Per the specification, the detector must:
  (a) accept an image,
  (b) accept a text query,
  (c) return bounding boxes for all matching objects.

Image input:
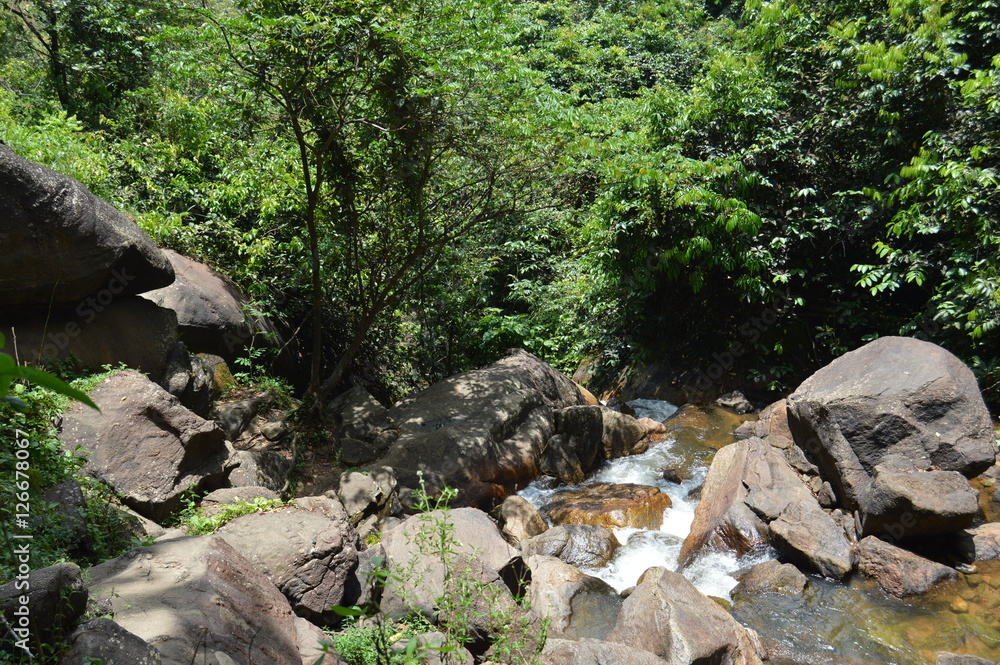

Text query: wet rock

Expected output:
[637,416,668,435]
[857,536,958,597]
[731,560,808,598]
[716,390,754,414]
[663,404,747,450]
[215,498,359,623]
[934,652,996,665]
[228,449,291,492]
[526,555,623,640]
[661,467,683,484]
[376,349,583,507]
[88,535,301,665]
[59,370,230,521]
[541,638,670,665]
[605,567,764,664]
[0,142,173,307]
[521,525,619,568]
[956,523,1000,562]
[60,618,161,665]
[769,499,854,579]
[787,337,995,537]
[679,438,786,566]
[493,495,548,546]
[141,248,273,360]
[0,562,87,647]
[544,483,671,530]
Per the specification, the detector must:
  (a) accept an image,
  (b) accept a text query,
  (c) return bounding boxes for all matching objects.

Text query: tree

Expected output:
[207,0,554,405]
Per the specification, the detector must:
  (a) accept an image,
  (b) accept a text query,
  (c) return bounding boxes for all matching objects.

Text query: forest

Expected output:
[2,0,999,405]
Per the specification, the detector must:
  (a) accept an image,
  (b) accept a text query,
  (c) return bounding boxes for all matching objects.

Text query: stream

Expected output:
[518,399,1000,665]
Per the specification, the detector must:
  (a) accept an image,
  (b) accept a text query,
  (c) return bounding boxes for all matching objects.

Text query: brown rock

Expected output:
[58,370,230,521]
[494,494,548,546]
[544,483,671,530]
[857,536,957,597]
[663,404,748,451]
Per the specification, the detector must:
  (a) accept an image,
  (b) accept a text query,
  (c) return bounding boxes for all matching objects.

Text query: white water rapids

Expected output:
[519,399,767,599]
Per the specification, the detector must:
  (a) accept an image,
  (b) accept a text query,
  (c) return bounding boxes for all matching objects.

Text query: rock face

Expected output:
[787,337,995,538]
[1,296,179,380]
[375,349,586,507]
[544,483,671,530]
[379,508,519,636]
[88,536,302,665]
[522,525,620,569]
[605,567,763,665]
[215,500,359,623]
[856,536,958,597]
[59,370,230,521]
[0,143,174,307]
[527,555,623,641]
[141,249,272,359]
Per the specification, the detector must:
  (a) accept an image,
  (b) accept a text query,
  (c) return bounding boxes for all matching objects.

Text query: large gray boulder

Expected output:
[787,337,995,538]
[214,497,359,623]
[605,567,764,665]
[141,249,273,360]
[88,536,302,665]
[526,555,623,641]
[0,143,174,307]
[59,370,230,521]
[375,349,586,507]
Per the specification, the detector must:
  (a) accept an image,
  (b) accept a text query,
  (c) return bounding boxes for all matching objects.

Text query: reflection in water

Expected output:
[519,398,1000,665]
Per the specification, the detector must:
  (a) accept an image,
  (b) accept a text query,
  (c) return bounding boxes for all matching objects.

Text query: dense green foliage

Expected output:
[2,0,999,402]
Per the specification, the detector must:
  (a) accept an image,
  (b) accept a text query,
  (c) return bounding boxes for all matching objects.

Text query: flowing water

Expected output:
[519,399,1000,665]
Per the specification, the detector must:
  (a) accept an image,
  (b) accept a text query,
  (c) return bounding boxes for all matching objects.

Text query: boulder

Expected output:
[715,390,754,414]
[214,397,267,440]
[1,297,178,380]
[493,495,549,546]
[334,468,398,538]
[768,499,854,580]
[0,562,88,647]
[955,522,1000,562]
[379,508,519,637]
[158,343,214,417]
[0,142,173,307]
[599,408,650,458]
[861,457,980,538]
[541,434,587,484]
[59,370,230,521]
[605,567,764,665]
[934,653,996,665]
[553,406,605,471]
[141,249,273,359]
[60,618,161,665]
[787,337,995,537]
[731,560,808,598]
[227,449,291,492]
[526,555,623,641]
[328,386,393,443]
[856,536,957,597]
[544,483,671,530]
[678,439,776,566]
[88,535,301,665]
[214,499,359,623]
[294,617,337,665]
[522,525,619,569]
[542,638,670,665]
[375,349,585,507]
